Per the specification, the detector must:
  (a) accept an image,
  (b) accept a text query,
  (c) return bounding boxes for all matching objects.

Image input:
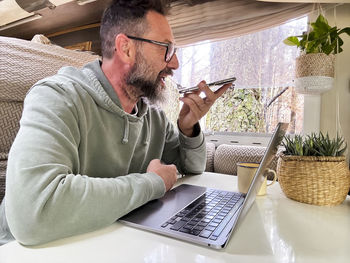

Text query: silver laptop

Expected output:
[119,122,288,249]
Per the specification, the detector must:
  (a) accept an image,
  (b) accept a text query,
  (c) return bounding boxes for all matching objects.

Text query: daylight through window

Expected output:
[166,16,308,135]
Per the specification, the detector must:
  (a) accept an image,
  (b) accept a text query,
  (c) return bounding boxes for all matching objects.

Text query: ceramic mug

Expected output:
[237,162,277,196]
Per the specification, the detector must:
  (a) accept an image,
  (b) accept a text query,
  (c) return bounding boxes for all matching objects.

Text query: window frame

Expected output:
[168,15,320,144]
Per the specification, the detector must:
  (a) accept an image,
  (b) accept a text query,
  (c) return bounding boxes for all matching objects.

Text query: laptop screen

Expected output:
[238,122,288,220]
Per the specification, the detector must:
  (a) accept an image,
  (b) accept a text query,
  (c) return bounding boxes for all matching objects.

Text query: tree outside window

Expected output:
[164,16,307,134]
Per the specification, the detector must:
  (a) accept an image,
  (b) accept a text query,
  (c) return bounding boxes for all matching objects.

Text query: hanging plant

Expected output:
[283,14,350,95]
[284,14,350,55]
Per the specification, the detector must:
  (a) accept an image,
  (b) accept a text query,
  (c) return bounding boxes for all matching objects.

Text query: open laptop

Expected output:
[119,122,288,249]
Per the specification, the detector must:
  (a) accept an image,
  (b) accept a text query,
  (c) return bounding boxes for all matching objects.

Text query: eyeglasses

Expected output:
[126,35,177,63]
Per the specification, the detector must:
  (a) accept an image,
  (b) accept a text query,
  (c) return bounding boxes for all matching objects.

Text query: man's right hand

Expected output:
[147,159,177,191]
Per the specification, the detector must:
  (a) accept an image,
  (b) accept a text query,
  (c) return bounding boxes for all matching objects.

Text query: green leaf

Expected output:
[283,36,300,46]
[331,38,342,54]
[313,14,331,32]
[339,27,350,36]
[323,43,334,55]
[282,132,346,156]
[305,31,316,41]
[329,27,338,37]
[307,39,323,53]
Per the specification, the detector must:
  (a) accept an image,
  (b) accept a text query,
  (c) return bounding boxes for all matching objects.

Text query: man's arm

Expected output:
[161,120,206,175]
[5,84,166,246]
[161,80,231,174]
[178,80,231,137]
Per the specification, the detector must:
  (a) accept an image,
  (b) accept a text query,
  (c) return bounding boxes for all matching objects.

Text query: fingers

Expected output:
[180,95,203,120]
[178,80,232,134]
[162,164,177,191]
[147,159,177,191]
[197,81,232,103]
[213,82,232,97]
[180,81,208,107]
[180,80,223,116]
[196,80,212,95]
[182,80,232,106]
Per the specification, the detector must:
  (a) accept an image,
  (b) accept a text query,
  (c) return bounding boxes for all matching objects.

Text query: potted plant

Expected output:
[277,132,350,206]
[283,14,350,95]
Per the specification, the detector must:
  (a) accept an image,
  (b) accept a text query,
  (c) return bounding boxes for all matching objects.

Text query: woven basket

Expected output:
[295,53,335,78]
[294,53,335,95]
[277,155,350,206]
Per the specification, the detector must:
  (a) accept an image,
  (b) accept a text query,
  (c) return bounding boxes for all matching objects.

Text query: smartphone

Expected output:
[178,77,236,94]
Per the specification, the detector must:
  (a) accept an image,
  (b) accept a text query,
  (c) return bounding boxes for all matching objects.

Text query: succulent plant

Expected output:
[282,132,347,157]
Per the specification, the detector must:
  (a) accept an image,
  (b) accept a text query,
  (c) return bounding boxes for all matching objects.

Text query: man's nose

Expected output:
[167,53,179,70]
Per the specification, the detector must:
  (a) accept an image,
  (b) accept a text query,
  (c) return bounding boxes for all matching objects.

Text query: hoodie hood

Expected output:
[51,59,150,144]
[52,60,148,119]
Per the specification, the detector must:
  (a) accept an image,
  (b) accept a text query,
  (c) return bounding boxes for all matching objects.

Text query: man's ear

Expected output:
[114,34,135,64]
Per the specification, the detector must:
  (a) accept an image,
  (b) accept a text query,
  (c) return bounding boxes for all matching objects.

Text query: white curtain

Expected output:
[168,0,315,46]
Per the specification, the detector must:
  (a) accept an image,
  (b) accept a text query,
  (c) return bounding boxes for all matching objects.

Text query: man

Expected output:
[1,0,231,245]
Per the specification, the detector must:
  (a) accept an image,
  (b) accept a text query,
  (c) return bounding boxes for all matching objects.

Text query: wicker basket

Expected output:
[277,155,350,206]
[294,53,335,95]
[295,53,335,78]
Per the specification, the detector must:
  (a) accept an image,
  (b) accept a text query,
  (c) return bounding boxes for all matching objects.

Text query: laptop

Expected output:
[119,122,288,249]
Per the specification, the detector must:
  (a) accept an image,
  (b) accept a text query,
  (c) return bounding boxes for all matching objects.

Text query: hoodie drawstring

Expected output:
[122,115,129,144]
[143,117,150,145]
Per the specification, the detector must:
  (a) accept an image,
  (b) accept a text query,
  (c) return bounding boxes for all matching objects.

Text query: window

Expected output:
[166,16,308,135]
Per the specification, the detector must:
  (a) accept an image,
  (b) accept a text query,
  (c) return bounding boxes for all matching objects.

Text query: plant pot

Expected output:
[277,155,350,206]
[294,53,335,95]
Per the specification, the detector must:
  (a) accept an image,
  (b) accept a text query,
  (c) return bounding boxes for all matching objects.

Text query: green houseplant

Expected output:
[277,132,350,206]
[283,14,350,95]
[282,132,347,157]
[284,14,350,55]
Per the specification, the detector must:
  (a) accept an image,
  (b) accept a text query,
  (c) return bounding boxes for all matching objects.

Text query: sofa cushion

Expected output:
[0,36,99,102]
[0,160,6,203]
[0,37,99,158]
[0,101,23,160]
[213,144,280,179]
[214,144,266,175]
[205,142,215,172]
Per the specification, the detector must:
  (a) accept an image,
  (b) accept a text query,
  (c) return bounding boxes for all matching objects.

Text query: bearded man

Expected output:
[1,0,231,246]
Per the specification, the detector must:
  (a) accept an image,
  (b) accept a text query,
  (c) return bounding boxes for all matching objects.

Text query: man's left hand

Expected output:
[178,81,232,137]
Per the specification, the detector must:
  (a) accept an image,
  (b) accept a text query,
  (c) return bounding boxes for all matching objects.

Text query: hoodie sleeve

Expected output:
[161,117,207,175]
[5,83,166,246]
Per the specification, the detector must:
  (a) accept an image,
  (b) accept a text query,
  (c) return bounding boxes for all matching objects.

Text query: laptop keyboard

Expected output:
[161,189,244,240]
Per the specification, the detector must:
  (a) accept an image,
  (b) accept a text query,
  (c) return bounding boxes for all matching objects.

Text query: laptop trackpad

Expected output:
[119,184,207,227]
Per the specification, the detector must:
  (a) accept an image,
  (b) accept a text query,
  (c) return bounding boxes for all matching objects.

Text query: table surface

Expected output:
[1,172,349,263]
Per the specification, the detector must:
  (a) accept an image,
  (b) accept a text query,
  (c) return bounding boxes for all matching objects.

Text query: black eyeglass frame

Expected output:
[126,35,177,63]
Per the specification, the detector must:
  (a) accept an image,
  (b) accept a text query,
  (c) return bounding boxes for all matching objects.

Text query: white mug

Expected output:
[237,162,277,196]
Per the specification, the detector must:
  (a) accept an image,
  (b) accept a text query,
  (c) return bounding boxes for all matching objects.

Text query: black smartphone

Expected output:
[178,77,236,94]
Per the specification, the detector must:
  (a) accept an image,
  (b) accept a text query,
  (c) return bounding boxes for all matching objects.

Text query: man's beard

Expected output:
[125,52,172,106]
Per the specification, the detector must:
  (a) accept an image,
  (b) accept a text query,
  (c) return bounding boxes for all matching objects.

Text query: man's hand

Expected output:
[178,81,232,137]
[147,159,177,191]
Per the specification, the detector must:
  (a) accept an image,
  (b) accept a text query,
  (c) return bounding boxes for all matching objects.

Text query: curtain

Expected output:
[168,0,315,46]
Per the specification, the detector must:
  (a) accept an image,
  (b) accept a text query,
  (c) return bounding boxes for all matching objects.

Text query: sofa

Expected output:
[205,142,280,179]
[0,36,281,204]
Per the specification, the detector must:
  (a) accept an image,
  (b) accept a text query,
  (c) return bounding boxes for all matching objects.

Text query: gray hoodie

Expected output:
[3,60,206,246]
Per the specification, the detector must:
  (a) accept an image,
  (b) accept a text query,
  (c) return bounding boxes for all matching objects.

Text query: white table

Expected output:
[1,172,349,263]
